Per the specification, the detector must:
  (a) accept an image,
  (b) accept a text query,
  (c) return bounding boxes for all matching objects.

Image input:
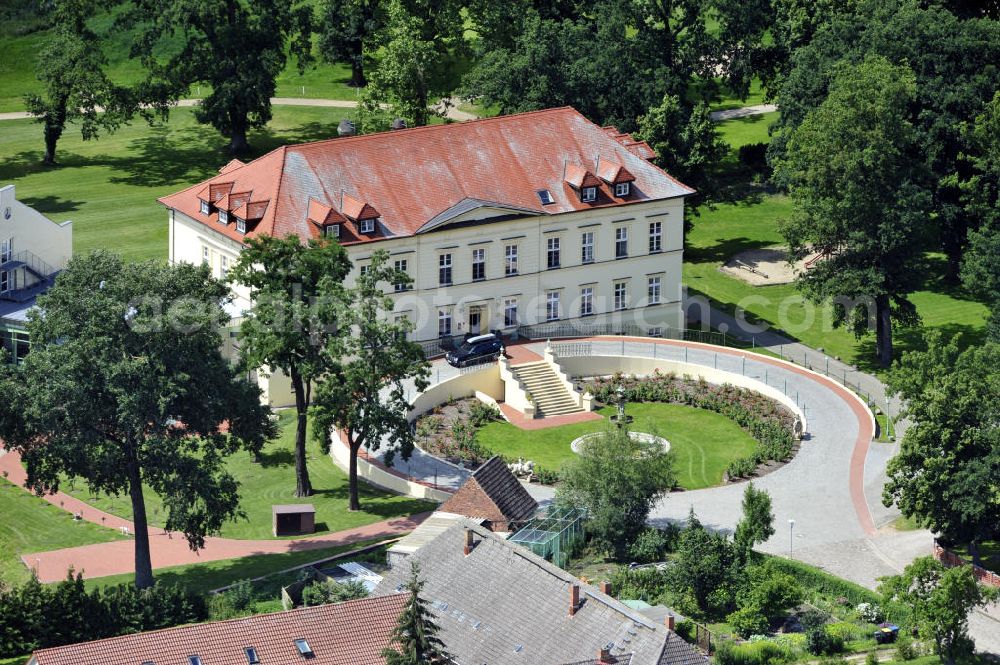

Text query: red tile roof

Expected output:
[31,594,407,665]
[596,159,635,185]
[564,163,603,189]
[159,107,693,247]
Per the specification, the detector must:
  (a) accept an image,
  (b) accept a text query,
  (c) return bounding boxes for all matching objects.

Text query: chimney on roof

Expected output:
[599,580,612,595]
[463,529,475,556]
[598,647,615,664]
[391,118,408,130]
[666,614,676,631]
[337,119,356,137]
[569,583,580,616]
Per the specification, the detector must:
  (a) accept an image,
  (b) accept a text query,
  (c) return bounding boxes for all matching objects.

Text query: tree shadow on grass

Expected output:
[257,448,295,468]
[310,484,435,520]
[853,322,987,374]
[17,194,83,216]
[686,236,775,265]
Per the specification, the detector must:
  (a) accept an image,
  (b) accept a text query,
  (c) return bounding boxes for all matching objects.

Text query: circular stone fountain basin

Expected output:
[570,431,671,454]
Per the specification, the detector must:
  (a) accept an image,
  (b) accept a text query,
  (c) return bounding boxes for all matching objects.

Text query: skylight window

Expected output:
[536,189,554,205]
[189,656,203,665]
[294,639,313,657]
[245,647,260,664]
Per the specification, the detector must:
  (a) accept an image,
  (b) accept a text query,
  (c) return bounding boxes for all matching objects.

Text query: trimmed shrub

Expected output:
[728,605,770,639]
[628,527,674,563]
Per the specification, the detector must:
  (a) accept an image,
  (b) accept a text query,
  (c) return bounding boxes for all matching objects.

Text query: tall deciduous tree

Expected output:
[775,56,930,367]
[674,509,735,614]
[882,333,1000,563]
[318,0,384,87]
[24,0,130,165]
[228,235,351,497]
[879,557,998,665]
[122,0,314,153]
[381,561,450,664]
[733,482,775,565]
[0,251,274,589]
[557,425,675,559]
[311,250,429,511]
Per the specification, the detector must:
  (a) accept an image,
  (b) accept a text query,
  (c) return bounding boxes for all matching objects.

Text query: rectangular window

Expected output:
[220,255,229,277]
[360,218,375,234]
[438,309,452,337]
[324,224,338,239]
[615,182,631,197]
[504,298,518,327]
[439,253,452,286]
[581,232,594,264]
[189,657,203,665]
[200,200,210,215]
[615,227,628,258]
[472,248,486,281]
[0,271,8,293]
[1,239,11,263]
[649,221,662,253]
[202,246,209,265]
[218,209,229,224]
[648,276,661,304]
[546,292,560,321]
[649,326,663,337]
[359,264,370,278]
[394,259,409,292]
[582,186,597,202]
[580,287,593,316]
[504,244,518,276]
[546,237,560,269]
[614,282,627,310]
[245,647,260,665]
[237,218,247,234]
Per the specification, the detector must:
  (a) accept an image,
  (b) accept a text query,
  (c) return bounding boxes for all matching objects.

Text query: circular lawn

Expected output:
[475,402,758,490]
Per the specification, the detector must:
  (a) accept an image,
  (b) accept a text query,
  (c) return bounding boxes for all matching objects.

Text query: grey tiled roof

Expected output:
[471,456,538,522]
[375,522,709,665]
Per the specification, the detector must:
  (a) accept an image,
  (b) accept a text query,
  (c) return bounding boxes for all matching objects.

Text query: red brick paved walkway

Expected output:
[0,449,428,583]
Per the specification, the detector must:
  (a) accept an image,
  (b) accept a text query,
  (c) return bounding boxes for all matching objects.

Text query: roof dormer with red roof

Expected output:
[341,193,381,235]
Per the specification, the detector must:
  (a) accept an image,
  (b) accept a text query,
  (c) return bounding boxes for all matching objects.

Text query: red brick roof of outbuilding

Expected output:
[439,456,538,526]
[30,594,407,665]
[159,107,694,247]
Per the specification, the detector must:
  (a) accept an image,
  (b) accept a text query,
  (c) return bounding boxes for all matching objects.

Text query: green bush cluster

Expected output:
[627,526,681,563]
[0,573,206,657]
[301,578,368,606]
[715,638,795,665]
[585,373,796,480]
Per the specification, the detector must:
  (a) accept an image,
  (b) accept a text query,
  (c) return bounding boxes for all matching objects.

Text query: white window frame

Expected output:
[648,276,661,305]
[237,218,247,234]
[581,232,594,264]
[472,248,486,281]
[546,237,561,269]
[439,253,453,286]
[360,218,375,234]
[615,182,631,197]
[359,264,370,278]
[0,271,8,293]
[220,254,229,277]
[504,298,518,327]
[202,246,209,265]
[438,309,452,337]
[200,200,210,215]
[546,291,560,321]
[324,223,338,239]
[504,244,518,276]
[614,282,627,311]
[581,186,597,203]
[218,210,229,224]
[394,259,409,292]
[580,287,594,316]
[649,221,662,253]
[615,227,628,259]
[1,238,11,263]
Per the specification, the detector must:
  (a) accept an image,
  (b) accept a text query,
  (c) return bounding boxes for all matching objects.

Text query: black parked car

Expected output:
[445,333,503,367]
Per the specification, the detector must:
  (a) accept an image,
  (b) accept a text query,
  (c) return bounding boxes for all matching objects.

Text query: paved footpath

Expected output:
[0,448,428,582]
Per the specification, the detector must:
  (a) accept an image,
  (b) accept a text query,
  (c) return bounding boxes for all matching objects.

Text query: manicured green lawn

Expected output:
[476,403,758,490]
[0,656,29,665]
[0,478,125,586]
[82,537,387,593]
[0,106,359,261]
[61,410,434,540]
[715,111,778,150]
[709,78,768,113]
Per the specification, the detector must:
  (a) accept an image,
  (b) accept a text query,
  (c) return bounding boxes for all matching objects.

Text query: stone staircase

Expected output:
[510,361,583,417]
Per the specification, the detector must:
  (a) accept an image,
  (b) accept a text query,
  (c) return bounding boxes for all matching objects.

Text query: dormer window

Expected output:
[359,218,375,234]
[236,218,246,234]
[325,224,340,239]
[615,182,631,197]
[581,187,597,203]
[200,200,210,215]
[219,209,229,224]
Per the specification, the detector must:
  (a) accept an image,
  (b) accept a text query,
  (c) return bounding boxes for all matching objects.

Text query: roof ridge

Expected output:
[33,593,404,655]
[286,106,579,153]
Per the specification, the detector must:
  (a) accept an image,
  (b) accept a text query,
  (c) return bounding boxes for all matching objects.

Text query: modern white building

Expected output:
[160,108,693,402]
[0,184,73,362]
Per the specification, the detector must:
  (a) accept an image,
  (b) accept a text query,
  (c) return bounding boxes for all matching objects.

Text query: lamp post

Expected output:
[788,518,796,557]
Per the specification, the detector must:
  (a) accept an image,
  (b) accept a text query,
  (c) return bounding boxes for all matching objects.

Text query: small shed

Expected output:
[272,504,316,536]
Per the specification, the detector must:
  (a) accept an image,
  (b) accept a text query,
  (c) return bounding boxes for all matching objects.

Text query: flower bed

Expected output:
[584,371,798,480]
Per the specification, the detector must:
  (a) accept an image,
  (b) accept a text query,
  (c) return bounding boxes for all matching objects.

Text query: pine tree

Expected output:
[382,562,450,664]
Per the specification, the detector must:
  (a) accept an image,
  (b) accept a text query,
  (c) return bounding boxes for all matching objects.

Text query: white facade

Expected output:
[169,197,685,343]
[0,184,73,289]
